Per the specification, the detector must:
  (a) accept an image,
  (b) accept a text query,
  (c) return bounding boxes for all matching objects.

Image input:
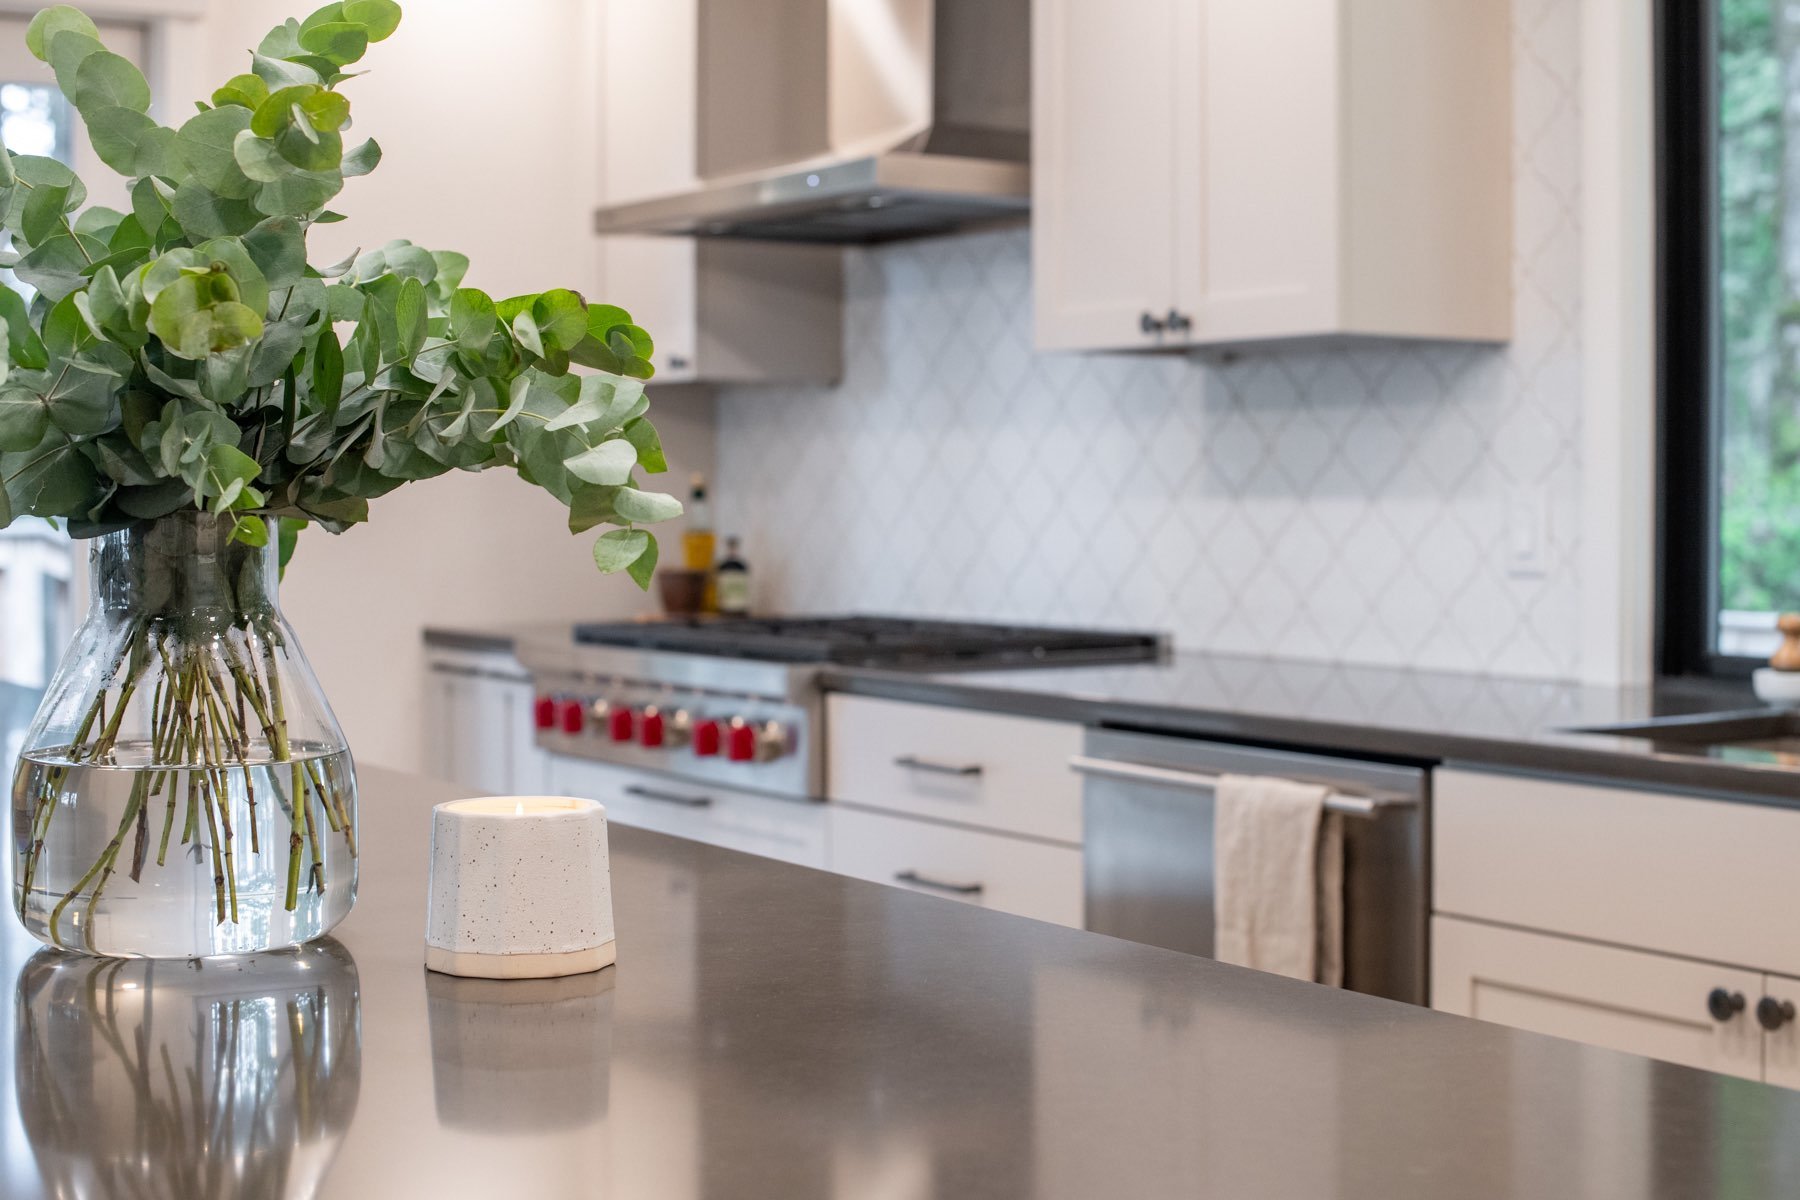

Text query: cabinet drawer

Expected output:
[547,757,827,870]
[1432,916,1764,1081]
[828,806,1084,929]
[826,695,1083,844]
[1434,768,1800,976]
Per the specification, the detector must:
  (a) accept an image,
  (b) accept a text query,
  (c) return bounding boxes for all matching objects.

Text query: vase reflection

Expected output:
[13,938,362,1199]
[425,969,614,1132]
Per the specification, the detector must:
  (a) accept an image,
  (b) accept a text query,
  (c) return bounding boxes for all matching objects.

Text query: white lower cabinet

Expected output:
[1432,916,1765,1082]
[424,647,549,796]
[545,756,828,870]
[828,805,1084,929]
[1433,766,1800,1089]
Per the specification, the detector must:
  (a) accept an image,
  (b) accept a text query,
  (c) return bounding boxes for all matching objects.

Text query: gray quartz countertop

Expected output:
[7,763,1800,1199]
[426,624,1798,803]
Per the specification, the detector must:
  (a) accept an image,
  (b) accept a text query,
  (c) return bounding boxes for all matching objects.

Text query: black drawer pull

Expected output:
[1708,987,1747,1022]
[1759,997,1797,1032]
[893,755,983,778]
[894,870,984,896]
[623,785,713,809]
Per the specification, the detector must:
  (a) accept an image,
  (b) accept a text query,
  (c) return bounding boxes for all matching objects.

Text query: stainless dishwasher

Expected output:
[1072,728,1427,1004]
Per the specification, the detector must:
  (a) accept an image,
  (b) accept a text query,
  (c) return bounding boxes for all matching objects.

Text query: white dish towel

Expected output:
[1213,775,1344,986]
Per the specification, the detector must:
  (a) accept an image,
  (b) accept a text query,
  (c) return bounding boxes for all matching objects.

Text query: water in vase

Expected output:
[11,740,357,957]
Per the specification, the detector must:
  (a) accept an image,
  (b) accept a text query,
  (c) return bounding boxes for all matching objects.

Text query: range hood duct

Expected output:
[594,0,1030,245]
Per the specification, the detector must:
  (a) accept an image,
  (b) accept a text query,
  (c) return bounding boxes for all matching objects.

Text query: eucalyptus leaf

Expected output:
[625,530,658,589]
[341,137,381,177]
[564,437,636,486]
[591,527,648,573]
[25,6,99,61]
[72,50,150,115]
[612,486,682,524]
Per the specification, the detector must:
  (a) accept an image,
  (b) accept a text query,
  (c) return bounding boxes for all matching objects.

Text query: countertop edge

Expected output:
[817,669,1800,808]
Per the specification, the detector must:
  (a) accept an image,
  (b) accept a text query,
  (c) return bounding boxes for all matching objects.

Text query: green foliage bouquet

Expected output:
[4,2,679,959]
[0,1,678,578]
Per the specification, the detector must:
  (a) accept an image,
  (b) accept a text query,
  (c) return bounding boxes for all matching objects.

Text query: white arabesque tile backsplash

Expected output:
[713,0,1583,681]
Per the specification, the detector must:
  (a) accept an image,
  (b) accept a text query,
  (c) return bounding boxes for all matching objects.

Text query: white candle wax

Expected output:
[425,796,616,980]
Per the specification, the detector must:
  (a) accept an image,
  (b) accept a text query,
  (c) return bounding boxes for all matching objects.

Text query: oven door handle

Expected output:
[1067,756,1409,819]
[623,784,714,809]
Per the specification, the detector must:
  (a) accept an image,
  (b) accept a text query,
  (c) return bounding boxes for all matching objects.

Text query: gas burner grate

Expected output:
[570,615,1165,668]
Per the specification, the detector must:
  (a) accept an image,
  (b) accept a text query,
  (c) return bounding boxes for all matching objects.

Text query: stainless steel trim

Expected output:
[592,153,1030,239]
[1067,755,1413,819]
[893,870,984,896]
[893,755,984,778]
[624,785,714,809]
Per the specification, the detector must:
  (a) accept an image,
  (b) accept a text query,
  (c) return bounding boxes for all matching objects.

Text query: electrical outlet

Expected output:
[1505,486,1548,579]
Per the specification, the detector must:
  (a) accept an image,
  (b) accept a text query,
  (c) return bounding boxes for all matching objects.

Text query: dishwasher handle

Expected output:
[1067,755,1410,819]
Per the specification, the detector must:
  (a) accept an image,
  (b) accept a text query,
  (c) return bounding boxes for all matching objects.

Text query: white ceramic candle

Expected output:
[425,796,616,979]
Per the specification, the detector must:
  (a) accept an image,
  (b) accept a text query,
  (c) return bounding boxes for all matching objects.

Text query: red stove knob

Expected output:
[726,720,757,763]
[534,696,557,730]
[558,698,585,735]
[640,708,666,747]
[608,706,635,743]
[692,719,722,757]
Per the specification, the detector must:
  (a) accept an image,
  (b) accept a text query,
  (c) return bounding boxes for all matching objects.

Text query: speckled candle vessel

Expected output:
[424,797,616,979]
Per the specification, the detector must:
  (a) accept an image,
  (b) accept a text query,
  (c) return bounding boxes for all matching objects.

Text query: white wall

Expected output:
[178,0,712,771]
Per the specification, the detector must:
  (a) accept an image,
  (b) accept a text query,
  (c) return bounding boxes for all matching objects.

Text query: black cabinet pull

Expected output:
[1140,310,1167,335]
[1165,309,1192,334]
[623,785,713,809]
[892,755,982,778]
[1758,997,1797,1032]
[1708,987,1747,1022]
[894,870,984,896]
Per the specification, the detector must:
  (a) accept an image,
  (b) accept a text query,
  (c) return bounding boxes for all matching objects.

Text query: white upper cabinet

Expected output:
[1032,0,1513,352]
[592,0,842,385]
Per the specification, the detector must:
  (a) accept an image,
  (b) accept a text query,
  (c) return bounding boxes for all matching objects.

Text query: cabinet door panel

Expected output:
[1031,0,1179,351]
[1432,917,1764,1082]
[1762,973,1800,1091]
[598,236,698,381]
[1180,0,1339,340]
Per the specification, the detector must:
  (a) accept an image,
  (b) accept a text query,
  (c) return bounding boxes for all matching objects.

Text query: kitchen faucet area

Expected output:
[2,0,1800,1196]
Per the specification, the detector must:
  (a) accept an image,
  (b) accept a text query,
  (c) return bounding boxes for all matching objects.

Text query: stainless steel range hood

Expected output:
[594,0,1030,245]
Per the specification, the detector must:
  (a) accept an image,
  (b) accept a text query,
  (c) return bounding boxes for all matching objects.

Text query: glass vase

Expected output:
[9,511,358,957]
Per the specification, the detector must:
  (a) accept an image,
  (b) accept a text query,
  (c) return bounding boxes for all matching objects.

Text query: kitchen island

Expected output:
[5,765,1800,1198]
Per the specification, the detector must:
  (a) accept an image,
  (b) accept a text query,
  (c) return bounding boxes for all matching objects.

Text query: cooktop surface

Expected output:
[570,615,1166,668]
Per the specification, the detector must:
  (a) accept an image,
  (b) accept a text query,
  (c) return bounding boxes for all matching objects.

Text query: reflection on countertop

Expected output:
[11,940,361,1200]
[5,766,1800,1197]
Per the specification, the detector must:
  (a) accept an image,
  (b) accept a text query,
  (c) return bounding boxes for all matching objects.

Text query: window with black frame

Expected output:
[1662,0,1800,675]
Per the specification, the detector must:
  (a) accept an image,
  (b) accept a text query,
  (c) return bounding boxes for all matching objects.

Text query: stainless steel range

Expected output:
[513,616,1164,800]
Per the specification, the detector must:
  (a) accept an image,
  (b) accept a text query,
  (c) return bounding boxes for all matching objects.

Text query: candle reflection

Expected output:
[13,939,362,1200]
[425,970,614,1132]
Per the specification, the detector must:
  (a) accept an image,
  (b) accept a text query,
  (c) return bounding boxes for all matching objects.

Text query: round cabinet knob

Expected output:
[726,719,757,763]
[1166,309,1192,334]
[755,720,791,763]
[1140,310,1166,336]
[557,699,586,735]
[1758,996,1797,1032]
[533,696,557,731]
[1708,988,1747,1022]
[640,707,666,748]
[692,719,722,757]
[608,706,636,743]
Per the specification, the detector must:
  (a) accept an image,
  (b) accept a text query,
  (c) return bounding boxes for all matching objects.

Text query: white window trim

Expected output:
[1580,0,1658,687]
